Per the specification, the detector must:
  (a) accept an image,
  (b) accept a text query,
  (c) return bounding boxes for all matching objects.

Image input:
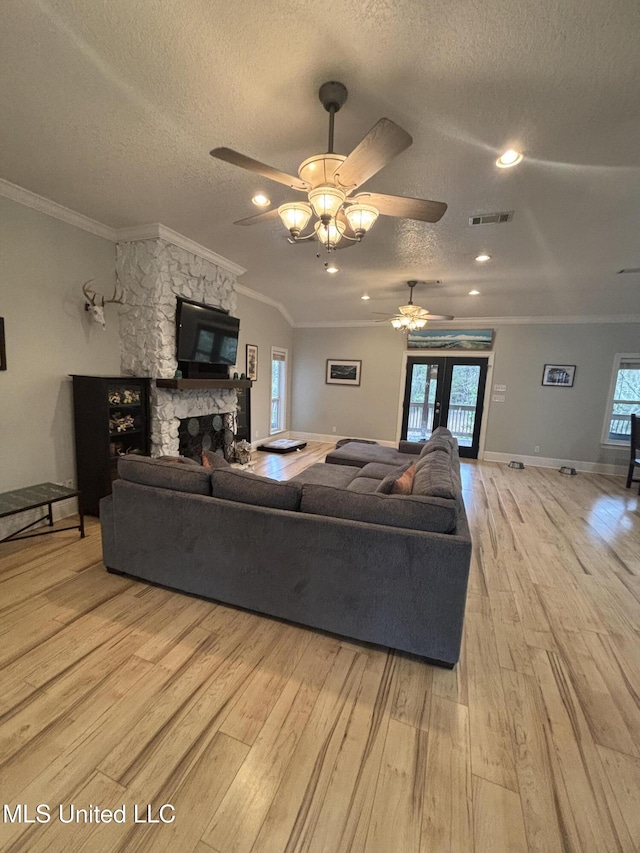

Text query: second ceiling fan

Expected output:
[210,81,447,251]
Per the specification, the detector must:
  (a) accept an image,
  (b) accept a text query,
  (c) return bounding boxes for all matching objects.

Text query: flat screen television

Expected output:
[175,296,239,377]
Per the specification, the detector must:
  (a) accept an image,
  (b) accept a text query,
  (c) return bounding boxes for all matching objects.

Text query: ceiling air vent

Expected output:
[617,268,640,274]
[469,211,514,226]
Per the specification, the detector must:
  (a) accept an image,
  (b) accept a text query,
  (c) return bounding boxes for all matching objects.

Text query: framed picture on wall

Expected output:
[246,344,258,381]
[326,359,361,386]
[0,317,6,371]
[542,364,576,387]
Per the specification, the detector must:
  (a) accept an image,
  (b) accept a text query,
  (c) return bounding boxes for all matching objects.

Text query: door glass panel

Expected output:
[447,364,481,447]
[407,363,440,441]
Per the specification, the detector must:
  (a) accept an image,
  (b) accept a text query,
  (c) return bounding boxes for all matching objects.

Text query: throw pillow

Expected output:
[391,463,416,495]
[376,462,412,495]
[158,455,201,466]
[201,449,231,469]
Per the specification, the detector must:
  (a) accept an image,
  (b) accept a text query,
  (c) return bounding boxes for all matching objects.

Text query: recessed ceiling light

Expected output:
[496,149,523,168]
[251,193,270,206]
[475,253,491,262]
[360,294,370,300]
[325,262,339,274]
[469,289,480,295]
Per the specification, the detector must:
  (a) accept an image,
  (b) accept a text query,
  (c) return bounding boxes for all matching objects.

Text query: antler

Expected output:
[103,282,124,305]
[82,279,124,306]
[82,279,97,305]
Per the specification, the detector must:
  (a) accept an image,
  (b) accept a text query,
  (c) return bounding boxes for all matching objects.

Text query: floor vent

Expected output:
[469,211,514,226]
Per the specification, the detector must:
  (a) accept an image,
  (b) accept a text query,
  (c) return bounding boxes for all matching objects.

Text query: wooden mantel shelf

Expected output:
[156,378,252,390]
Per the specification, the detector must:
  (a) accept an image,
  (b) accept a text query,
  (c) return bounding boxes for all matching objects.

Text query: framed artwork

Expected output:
[246,344,258,381]
[0,317,5,371]
[326,359,361,386]
[542,364,576,387]
[407,328,494,350]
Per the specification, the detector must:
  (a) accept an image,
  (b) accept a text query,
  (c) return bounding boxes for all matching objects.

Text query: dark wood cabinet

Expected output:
[71,375,151,516]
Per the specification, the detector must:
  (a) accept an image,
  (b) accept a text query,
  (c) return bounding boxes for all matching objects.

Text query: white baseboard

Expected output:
[483,451,627,477]
[289,431,396,448]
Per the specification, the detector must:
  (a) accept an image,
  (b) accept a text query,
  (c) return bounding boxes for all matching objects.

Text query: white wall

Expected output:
[0,196,120,532]
[235,291,294,443]
[291,321,639,468]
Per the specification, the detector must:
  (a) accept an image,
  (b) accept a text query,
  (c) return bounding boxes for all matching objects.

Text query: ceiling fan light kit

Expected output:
[211,81,447,253]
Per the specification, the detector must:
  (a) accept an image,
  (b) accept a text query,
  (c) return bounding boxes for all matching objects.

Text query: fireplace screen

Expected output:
[178,413,236,462]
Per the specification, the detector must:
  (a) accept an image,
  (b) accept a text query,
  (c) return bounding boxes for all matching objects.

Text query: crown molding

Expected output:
[114,223,246,277]
[235,283,294,327]
[294,314,640,329]
[0,177,117,241]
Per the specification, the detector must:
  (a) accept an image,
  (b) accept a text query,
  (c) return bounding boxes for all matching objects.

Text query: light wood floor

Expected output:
[1,443,639,852]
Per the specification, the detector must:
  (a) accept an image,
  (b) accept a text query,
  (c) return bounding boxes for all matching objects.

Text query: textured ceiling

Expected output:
[2,0,640,323]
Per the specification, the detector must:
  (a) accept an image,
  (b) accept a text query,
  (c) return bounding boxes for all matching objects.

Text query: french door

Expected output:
[400,356,488,459]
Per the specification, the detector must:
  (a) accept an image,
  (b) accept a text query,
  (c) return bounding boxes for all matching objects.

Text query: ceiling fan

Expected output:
[374,281,454,330]
[210,81,447,252]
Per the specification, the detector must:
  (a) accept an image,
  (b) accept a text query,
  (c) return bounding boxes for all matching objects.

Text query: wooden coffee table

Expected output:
[0,482,85,543]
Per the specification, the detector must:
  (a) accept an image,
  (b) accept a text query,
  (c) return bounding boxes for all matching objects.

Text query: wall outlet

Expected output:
[494,384,507,392]
[255,429,259,438]
[534,445,540,453]
[331,426,337,433]
[491,394,505,402]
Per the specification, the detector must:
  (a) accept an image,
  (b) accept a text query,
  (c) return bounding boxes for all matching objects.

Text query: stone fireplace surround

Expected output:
[116,232,244,458]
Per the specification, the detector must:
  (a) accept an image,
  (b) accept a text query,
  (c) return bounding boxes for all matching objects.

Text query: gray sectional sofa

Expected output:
[100,428,472,666]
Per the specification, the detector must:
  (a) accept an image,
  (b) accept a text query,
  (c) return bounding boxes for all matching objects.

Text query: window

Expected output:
[270,347,288,434]
[602,354,640,444]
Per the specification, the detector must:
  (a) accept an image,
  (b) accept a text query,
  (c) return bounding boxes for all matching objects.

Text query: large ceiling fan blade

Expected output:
[334,118,412,191]
[421,314,455,320]
[233,208,281,226]
[351,192,447,223]
[210,147,310,192]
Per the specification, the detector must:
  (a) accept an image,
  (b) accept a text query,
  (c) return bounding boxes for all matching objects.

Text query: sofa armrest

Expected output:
[398,440,426,455]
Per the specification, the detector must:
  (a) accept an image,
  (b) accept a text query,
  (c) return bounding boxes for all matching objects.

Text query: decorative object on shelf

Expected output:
[122,388,140,404]
[408,327,494,350]
[542,364,576,387]
[233,372,239,379]
[0,317,6,371]
[210,81,447,255]
[82,279,124,329]
[326,359,362,386]
[109,413,135,433]
[246,344,258,381]
[173,368,183,379]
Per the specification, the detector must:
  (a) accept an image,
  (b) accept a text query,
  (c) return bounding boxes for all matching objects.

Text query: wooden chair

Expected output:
[627,413,640,493]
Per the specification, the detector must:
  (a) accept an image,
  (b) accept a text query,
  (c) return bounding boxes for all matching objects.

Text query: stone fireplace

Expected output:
[116,229,244,457]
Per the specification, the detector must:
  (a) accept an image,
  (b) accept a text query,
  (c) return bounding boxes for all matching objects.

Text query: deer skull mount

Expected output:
[82,280,123,329]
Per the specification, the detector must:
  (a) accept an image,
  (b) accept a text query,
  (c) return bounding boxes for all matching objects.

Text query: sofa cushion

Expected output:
[413,449,456,499]
[118,455,212,495]
[210,469,302,511]
[358,461,406,480]
[289,463,361,488]
[301,483,457,533]
[325,443,411,468]
[347,477,383,494]
[397,440,426,455]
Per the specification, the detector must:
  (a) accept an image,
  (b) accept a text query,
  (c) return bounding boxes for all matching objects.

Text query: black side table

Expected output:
[0,482,85,543]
